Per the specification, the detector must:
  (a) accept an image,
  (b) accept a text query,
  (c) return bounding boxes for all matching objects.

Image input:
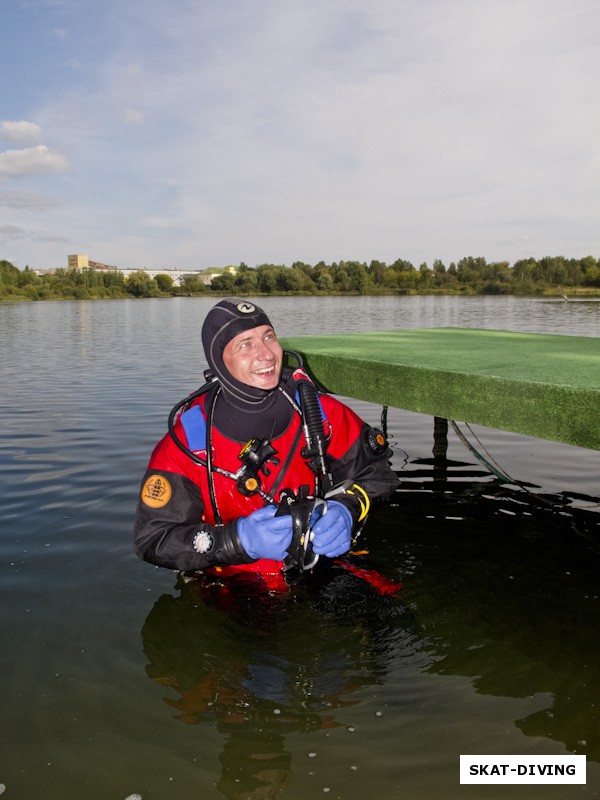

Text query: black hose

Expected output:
[205,387,222,524]
[167,380,215,465]
[296,378,331,494]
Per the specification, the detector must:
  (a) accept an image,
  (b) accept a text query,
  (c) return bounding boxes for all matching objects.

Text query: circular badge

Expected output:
[237,302,255,313]
[141,474,172,508]
[247,476,260,490]
[193,530,214,554]
[366,428,388,455]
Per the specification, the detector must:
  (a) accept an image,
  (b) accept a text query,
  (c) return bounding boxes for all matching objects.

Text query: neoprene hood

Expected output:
[201,298,276,410]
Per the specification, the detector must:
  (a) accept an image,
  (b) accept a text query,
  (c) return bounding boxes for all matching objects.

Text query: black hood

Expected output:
[201,298,293,440]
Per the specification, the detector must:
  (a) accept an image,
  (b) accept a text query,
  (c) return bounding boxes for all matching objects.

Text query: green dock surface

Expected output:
[280,328,600,451]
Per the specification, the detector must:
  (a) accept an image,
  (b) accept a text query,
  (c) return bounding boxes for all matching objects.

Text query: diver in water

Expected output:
[133,298,399,589]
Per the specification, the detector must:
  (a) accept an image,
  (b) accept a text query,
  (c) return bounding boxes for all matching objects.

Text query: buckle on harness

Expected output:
[237,438,280,497]
[277,487,327,573]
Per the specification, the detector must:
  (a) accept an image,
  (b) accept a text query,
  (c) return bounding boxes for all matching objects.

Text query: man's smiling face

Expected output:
[222,324,283,390]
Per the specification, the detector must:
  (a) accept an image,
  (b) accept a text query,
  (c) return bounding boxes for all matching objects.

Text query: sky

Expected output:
[1,0,600,271]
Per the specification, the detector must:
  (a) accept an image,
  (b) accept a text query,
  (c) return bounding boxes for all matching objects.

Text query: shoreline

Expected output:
[3,287,600,303]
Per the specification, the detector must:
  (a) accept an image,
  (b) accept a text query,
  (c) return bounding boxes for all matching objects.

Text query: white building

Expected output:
[68,255,236,287]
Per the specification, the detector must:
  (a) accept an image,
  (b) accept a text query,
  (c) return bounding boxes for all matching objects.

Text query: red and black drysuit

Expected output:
[133,371,398,582]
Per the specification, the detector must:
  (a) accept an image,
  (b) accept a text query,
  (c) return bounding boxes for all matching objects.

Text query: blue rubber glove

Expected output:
[238,504,293,561]
[311,500,353,558]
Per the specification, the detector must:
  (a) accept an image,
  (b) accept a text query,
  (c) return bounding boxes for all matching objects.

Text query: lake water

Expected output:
[1,295,599,800]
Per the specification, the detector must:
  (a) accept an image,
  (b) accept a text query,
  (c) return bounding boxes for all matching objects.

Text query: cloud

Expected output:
[0,224,28,241]
[6,0,600,269]
[122,109,145,125]
[0,190,61,212]
[0,120,43,145]
[0,223,69,245]
[0,145,69,178]
[37,233,69,242]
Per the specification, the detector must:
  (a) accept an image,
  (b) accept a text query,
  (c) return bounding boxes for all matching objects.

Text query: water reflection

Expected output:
[2,297,600,799]
[381,479,600,762]
[140,476,600,798]
[141,565,412,799]
[266,295,600,338]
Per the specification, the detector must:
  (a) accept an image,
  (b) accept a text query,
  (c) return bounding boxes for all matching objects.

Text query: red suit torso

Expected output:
[134,379,399,588]
[148,391,365,524]
[143,390,365,585]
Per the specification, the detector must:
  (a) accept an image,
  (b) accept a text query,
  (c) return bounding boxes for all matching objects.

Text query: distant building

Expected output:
[67,254,237,287]
[68,254,89,270]
[198,266,238,285]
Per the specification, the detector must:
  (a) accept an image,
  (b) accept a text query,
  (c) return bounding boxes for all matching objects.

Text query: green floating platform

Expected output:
[280,328,600,451]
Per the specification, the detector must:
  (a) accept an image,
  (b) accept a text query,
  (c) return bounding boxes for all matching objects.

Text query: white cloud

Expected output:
[0,145,69,178]
[0,120,43,145]
[122,109,145,125]
[6,0,600,268]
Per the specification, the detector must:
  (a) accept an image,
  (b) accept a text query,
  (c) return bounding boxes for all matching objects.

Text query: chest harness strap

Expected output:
[168,360,330,525]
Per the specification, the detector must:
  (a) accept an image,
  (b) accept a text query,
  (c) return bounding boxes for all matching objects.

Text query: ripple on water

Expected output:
[1,298,600,799]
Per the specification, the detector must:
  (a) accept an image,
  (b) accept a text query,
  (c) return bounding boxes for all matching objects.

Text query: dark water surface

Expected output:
[1,296,599,800]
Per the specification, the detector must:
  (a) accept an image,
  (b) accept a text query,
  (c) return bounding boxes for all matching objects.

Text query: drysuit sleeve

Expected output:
[321,396,399,525]
[133,433,255,572]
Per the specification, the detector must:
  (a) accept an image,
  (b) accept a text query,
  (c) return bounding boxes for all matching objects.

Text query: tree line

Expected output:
[2,254,600,302]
